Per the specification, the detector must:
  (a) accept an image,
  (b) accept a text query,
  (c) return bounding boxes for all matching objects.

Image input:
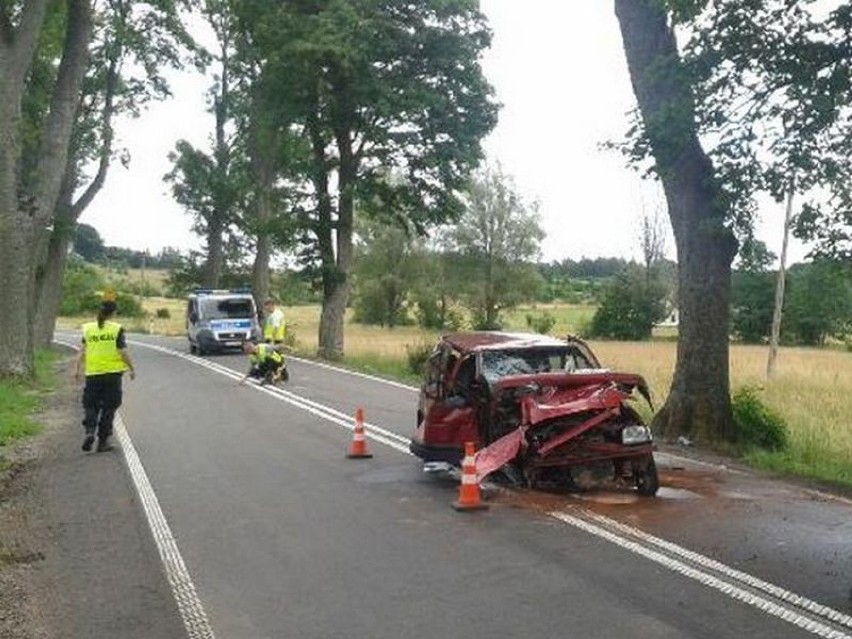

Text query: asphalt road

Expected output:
[56,332,852,639]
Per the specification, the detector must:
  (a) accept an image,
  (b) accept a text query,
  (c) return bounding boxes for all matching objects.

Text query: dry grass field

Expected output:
[57,298,851,486]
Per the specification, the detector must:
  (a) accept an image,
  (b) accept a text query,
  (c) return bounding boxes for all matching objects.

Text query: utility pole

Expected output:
[766,178,795,379]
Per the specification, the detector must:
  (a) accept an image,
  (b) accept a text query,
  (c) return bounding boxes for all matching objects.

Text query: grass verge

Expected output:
[0,350,58,446]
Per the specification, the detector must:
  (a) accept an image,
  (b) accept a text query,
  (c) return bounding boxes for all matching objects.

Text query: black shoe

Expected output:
[96,439,114,452]
[82,434,95,452]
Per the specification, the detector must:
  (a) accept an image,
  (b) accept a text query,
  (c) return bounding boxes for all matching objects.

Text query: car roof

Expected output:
[441,331,568,353]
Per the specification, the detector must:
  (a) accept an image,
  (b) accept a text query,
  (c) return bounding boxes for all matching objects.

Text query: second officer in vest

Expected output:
[73,299,136,452]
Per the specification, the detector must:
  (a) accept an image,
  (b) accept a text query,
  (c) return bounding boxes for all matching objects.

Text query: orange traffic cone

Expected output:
[452,442,488,511]
[346,407,373,459]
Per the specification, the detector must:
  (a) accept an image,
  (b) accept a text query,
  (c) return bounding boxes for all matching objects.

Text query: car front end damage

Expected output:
[471,372,658,494]
[410,333,660,496]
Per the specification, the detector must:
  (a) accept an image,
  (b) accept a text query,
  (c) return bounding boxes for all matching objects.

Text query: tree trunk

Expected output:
[318,123,356,360]
[34,174,77,348]
[251,205,271,308]
[205,33,230,289]
[0,0,87,377]
[204,215,225,288]
[615,0,737,442]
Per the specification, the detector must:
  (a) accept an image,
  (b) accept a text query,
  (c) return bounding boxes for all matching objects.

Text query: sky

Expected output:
[78,1,810,265]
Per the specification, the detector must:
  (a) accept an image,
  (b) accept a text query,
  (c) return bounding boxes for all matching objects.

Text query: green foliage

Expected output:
[405,340,435,377]
[0,350,57,445]
[731,386,788,452]
[60,257,144,318]
[589,267,668,340]
[155,308,171,319]
[669,1,852,258]
[73,223,106,262]
[783,260,852,346]
[351,217,419,328]
[60,258,106,316]
[352,278,413,327]
[444,165,546,327]
[525,312,557,335]
[730,270,775,343]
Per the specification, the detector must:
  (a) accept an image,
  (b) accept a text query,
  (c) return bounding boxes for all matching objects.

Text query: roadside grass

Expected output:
[0,350,58,447]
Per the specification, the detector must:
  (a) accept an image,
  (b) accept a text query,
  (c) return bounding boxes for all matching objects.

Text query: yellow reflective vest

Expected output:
[251,343,283,365]
[263,307,286,341]
[82,321,127,376]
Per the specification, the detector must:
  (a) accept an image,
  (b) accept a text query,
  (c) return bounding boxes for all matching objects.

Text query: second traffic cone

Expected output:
[346,407,373,459]
[452,442,488,511]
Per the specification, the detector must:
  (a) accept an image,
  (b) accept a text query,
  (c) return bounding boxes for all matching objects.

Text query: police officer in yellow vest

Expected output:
[239,341,288,385]
[262,298,286,344]
[73,299,136,452]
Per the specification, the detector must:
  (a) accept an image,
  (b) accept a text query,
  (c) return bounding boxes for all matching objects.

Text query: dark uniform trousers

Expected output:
[82,372,123,441]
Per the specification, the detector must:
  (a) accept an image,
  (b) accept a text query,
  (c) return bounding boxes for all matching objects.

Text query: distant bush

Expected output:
[525,312,556,335]
[405,340,434,376]
[731,386,788,451]
[589,267,667,341]
[155,308,171,319]
[59,260,144,319]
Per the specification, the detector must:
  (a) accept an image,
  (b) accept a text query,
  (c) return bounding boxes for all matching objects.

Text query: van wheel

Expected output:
[189,341,197,355]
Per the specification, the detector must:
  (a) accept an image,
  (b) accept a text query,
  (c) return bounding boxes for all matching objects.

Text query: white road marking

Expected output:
[55,335,852,638]
[54,339,215,639]
[116,415,217,639]
[550,511,852,639]
[575,509,852,631]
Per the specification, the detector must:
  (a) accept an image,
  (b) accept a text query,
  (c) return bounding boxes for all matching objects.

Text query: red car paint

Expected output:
[410,332,659,495]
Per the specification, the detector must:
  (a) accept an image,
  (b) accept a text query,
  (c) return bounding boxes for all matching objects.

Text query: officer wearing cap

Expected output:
[73,297,136,452]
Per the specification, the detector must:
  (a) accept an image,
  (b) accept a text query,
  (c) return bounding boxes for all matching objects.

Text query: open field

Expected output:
[57,300,851,487]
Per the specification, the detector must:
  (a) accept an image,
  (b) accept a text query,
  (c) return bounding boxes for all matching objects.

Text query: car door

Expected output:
[421,349,479,447]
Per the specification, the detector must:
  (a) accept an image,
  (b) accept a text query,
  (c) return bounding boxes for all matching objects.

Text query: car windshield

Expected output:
[200,298,255,320]
[480,347,594,382]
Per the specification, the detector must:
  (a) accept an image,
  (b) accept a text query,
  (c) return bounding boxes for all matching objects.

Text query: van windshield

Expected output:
[200,298,255,320]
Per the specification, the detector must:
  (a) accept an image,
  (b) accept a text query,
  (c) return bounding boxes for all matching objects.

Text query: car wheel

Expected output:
[189,341,197,355]
[634,455,659,496]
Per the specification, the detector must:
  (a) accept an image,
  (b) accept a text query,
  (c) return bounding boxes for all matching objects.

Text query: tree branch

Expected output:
[32,0,93,225]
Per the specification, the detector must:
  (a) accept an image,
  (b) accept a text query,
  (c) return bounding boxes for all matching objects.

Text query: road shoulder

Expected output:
[0,353,186,639]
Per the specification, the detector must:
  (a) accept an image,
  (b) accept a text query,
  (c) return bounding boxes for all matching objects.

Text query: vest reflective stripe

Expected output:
[251,343,283,364]
[83,321,126,376]
[264,308,286,341]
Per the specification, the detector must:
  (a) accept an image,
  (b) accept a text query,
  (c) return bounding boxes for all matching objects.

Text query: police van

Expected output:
[186,289,262,355]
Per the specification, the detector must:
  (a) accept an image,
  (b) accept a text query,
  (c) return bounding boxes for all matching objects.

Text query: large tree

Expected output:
[166,0,243,290]
[615,0,738,441]
[33,0,195,348]
[443,164,545,330]
[0,0,93,376]
[237,0,498,359]
[674,1,852,262]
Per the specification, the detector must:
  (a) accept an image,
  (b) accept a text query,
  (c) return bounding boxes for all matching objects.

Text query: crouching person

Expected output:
[239,341,288,386]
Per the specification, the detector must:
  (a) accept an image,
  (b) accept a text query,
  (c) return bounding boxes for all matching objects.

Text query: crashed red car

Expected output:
[410,332,659,495]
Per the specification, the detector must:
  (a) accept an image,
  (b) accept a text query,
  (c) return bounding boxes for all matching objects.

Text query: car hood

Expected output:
[491,370,652,412]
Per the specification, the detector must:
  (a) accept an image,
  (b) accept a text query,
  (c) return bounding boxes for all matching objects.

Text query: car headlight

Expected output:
[622,425,652,445]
